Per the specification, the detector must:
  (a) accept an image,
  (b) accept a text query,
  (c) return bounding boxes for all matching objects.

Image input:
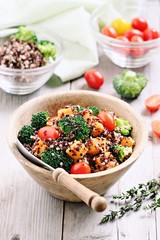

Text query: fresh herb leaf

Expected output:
[100,177,160,224]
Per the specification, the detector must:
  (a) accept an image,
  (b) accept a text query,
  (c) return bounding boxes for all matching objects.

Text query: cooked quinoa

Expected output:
[0,36,46,69]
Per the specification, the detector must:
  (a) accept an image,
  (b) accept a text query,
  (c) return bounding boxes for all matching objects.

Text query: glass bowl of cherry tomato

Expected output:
[91,3,160,68]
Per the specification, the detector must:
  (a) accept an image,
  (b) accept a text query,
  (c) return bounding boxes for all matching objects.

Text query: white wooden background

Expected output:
[1,0,160,239]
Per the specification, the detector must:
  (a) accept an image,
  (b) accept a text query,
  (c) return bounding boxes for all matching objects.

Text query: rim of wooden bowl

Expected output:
[7,90,148,179]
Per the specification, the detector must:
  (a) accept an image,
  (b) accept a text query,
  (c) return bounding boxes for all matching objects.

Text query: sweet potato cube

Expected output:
[58,108,73,119]
[81,110,92,124]
[91,120,104,137]
[121,137,135,147]
[32,140,48,157]
[86,138,101,155]
[66,140,88,161]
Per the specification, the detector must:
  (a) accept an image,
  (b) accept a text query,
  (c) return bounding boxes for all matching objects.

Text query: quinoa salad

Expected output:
[18,105,135,174]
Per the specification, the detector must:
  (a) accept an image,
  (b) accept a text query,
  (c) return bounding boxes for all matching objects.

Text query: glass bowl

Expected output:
[90,3,160,68]
[0,28,63,95]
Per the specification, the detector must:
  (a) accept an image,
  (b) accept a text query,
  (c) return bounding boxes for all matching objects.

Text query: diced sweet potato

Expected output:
[32,140,48,157]
[121,137,135,147]
[91,120,104,137]
[95,156,102,166]
[81,110,93,124]
[66,140,88,161]
[94,152,111,170]
[86,137,108,155]
[58,108,73,119]
[86,138,101,155]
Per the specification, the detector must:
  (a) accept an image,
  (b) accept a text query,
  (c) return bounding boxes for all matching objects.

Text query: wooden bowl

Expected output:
[8,90,148,202]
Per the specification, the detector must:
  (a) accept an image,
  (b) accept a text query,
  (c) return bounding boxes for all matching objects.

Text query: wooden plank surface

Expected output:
[1,0,160,239]
[0,80,70,240]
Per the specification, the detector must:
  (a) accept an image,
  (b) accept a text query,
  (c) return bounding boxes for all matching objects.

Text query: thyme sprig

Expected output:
[144,198,160,211]
[100,178,160,224]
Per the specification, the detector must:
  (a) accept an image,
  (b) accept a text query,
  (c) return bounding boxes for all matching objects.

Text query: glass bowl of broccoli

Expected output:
[0,26,63,95]
[8,90,148,202]
[90,3,160,68]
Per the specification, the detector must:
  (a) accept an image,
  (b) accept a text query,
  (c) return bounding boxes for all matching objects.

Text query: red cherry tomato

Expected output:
[70,162,91,174]
[116,36,129,42]
[143,28,160,41]
[151,120,160,137]
[38,126,60,140]
[131,17,148,32]
[130,35,144,58]
[131,35,143,42]
[97,111,115,131]
[116,36,130,55]
[145,94,160,111]
[101,26,118,38]
[123,29,143,40]
[84,69,104,89]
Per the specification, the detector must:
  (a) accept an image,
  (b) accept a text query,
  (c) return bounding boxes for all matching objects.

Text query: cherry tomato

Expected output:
[131,17,148,31]
[111,18,131,35]
[97,111,115,131]
[101,26,118,38]
[70,162,91,174]
[145,94,160,111]
[123,29,143,40]
[116,36,130,55]
[131,35,143,42]
[151,120,160,137]
[38,126,60,140]
[143,28,160,41]
[116,36,129,42]
[84,69,104,89]
[130,35,144,58]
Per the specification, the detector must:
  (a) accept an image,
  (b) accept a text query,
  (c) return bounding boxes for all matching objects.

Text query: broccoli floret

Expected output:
[59,115,90,140]
[74,105,84,112]
[41,149,72,172]
[18,125,34,145]
[115,117,132,136]
[15,26,37,42]
[111,145,132,162]
[31,112,49,130]
[36,40,56,60]
[88,106,100,116]
[113,69,148,99]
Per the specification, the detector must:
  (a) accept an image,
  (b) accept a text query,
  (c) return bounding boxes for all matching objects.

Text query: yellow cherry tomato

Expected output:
[111,18,131,35]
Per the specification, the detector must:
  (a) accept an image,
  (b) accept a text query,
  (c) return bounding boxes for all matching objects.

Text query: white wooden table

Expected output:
[1,1,160,239]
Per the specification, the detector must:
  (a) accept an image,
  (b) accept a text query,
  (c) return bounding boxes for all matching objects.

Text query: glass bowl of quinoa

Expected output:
[0,26,63,95]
